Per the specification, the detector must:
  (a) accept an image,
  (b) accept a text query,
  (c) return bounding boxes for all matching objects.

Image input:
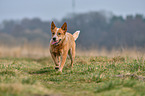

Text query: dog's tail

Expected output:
[73,30,80,41]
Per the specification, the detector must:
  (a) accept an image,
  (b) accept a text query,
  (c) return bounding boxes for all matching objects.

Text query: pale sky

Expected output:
[0,0,145,22]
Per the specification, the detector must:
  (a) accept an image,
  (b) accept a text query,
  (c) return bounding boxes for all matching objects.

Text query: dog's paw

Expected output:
[58,68,62,72]
[55,66,59,70]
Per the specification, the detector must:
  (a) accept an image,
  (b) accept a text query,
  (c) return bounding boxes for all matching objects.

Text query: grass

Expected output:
[0,56,145,96]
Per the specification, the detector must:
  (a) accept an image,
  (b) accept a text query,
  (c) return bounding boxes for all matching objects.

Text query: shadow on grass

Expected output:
[31,57,54,66]
[29,67,56,74]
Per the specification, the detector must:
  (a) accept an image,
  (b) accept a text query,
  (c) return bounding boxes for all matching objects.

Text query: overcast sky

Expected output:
[0,0,145,22]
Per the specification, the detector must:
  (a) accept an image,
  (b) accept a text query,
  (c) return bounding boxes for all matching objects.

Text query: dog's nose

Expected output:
[53,37,56,41]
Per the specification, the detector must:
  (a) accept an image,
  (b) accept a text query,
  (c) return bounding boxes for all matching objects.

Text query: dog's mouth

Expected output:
[52,39,61,45]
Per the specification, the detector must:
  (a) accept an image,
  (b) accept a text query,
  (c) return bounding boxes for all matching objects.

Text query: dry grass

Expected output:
[0,45,145,58]
[76,47,145,58]
[0,45,50,58]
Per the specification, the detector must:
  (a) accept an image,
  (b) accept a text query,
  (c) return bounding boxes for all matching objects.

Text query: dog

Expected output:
[49,21,80,72]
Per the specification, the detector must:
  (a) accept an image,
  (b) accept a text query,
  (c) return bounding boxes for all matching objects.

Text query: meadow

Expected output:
[0,46,145,96]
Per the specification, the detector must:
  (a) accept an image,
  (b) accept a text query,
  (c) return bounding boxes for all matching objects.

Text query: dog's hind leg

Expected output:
[68,49,73,67]
[71,45,75,68]
[68,45,75,68]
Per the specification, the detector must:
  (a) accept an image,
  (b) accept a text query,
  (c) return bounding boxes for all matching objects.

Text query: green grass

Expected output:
[0,56,145,96]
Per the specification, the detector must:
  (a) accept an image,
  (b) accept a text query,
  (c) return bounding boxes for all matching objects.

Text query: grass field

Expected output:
[0,56,145,96]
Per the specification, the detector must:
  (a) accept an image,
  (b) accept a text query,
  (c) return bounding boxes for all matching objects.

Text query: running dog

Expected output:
[49,21,80,72]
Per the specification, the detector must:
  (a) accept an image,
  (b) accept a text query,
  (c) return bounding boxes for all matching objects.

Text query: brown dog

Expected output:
[49,21,80,72]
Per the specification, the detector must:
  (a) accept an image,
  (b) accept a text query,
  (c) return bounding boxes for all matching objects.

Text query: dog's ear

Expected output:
[51,21,56,31]
[61,22,67,33]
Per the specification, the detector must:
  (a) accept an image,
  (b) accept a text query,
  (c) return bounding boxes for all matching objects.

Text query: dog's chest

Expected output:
[51,45,63,55]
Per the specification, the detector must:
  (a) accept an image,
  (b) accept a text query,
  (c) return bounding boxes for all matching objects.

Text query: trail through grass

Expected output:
[0,56,145,96]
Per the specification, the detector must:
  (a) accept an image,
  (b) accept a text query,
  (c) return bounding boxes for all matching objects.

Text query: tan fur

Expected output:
[49,21,80,72]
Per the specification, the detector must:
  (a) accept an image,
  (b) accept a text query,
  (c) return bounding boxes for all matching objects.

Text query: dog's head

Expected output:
[51,21,67,45]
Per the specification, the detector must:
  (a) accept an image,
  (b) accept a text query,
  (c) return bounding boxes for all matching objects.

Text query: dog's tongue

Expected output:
[52,41,59,45]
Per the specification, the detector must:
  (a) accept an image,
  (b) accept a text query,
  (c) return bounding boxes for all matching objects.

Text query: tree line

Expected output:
[0,11,145,49]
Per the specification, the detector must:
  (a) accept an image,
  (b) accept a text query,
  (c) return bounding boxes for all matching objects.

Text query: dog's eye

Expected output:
[52,33,55,35]
[58,33,61,35]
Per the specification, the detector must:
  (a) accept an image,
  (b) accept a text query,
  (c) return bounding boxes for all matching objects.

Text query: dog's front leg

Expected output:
[50,52,60,68]
[59,50,68,72]
[57,56,61,65]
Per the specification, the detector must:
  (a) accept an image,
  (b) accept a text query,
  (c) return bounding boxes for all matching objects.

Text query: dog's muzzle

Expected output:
[52,39,61,45]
